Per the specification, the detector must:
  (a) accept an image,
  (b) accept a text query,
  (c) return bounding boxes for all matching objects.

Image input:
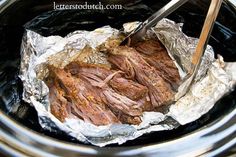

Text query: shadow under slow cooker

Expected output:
[0,0,236,147]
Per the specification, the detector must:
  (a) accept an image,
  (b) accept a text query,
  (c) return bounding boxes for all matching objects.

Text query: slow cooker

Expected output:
[0,0,236,156]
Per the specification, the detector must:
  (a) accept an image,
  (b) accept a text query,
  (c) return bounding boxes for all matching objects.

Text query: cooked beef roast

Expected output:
[46,39,180,126]
[47,80,70,122]
[66,62,153,124]
[46,66,120,125]
[134,40,181,89]
[46,63,153,125]
[108,46,175,108]
[66,63,150,101]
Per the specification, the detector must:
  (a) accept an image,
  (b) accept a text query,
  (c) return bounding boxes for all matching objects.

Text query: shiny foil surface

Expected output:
[19,18,236,146]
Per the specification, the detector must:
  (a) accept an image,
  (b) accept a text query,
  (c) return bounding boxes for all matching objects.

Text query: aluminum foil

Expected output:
[19,18,236,147]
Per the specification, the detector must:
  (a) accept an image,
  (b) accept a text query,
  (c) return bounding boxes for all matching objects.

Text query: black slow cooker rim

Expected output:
[0,0,236,156]
[0,107,236,156]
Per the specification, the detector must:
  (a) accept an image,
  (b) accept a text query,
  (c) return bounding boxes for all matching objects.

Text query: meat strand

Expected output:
[108,46,174,108]
[134,39,181,89]
[47,66,120,125]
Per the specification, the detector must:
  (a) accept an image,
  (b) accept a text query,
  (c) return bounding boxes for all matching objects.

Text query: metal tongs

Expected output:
[120,0,223,100]
[120,0,189,45]
[175,0,223,100]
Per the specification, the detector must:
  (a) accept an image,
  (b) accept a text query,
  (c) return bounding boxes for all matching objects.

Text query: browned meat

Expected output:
[65,62,111,80]
[47,80,70,122]
[134,39,181,88]
[101,88,142,124]
[47,66,120,125]
[66,62,151,106]
[109,76,148,101]
[47,63,152,125]
[108,76,153,111]
[134,39,165,55]
[108,46,174,108]
[46,39,179,125]
[108,108,142,125]
[66,62,149,101]
[65,62,149,124]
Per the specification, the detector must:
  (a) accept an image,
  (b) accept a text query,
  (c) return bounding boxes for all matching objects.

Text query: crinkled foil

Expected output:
[19,18,236,147]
